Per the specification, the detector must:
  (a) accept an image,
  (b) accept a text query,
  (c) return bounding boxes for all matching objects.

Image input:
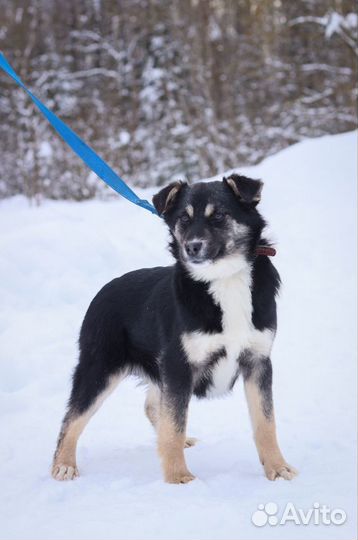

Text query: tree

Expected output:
[0,0,356,201]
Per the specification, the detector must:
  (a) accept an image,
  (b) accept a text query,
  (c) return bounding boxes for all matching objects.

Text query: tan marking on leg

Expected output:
[52,374,123,481]
[144,384,160,428]
[146,385,197,449]
[204,203,215,217]
[157,405,195,484]
[52,414,86,480]
[245,380,298,481]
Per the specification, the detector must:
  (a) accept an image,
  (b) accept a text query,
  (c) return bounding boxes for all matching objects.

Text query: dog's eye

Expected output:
[212,211,225,222]
[180,214,191,224]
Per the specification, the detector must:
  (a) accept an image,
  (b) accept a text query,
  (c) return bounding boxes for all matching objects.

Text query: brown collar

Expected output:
[255,245,276,257]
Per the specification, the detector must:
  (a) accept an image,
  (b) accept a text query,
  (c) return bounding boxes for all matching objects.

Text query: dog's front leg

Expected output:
[242,356,297,481]
[157,351,194,484]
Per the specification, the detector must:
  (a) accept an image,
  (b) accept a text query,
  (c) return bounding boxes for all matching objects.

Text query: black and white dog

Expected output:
[52,175,297,483]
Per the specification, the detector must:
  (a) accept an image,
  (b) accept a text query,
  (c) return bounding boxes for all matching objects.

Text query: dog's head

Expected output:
[153,175,266,280]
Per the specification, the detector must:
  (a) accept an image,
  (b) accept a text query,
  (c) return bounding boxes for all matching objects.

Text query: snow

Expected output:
[325,11,358,38]
[0,131,356,540]
[325,12,346,38]
[38,141,53,159]
[118,131,131,146]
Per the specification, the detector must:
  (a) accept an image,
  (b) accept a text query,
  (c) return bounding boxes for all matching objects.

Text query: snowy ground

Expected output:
[0,131,356,540]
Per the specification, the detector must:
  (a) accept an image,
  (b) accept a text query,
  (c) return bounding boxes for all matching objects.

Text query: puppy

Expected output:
[52,175,297,483]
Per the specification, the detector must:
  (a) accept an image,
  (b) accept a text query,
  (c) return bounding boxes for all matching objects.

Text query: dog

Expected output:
[52,174,297,483]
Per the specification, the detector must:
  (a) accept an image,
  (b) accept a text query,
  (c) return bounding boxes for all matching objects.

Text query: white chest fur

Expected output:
[181,266,274,397]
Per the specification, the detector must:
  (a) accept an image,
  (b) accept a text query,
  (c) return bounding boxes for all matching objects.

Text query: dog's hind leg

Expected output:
[52,365,126,481]
[145,383,197,449]
[144,383,160,428]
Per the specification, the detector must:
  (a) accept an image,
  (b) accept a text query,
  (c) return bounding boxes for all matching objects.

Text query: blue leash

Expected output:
[0,53,158,216]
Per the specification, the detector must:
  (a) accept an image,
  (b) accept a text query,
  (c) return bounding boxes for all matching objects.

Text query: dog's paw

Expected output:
[264,461,298,481]
[165,469,196,484]
[184,437,198,448]
[52,463,79,481]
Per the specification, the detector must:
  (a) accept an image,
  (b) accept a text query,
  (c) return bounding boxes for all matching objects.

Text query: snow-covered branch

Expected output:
[289,11,358,57]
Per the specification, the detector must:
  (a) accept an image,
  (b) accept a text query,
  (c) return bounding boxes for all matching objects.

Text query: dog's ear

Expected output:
[224,174,263,205]
[152,181,186,216]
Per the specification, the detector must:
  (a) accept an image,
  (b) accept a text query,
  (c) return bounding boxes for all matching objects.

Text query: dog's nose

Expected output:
[185,240,203,257]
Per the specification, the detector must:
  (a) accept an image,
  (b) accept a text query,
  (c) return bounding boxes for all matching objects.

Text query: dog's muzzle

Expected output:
[184,239,207,263]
